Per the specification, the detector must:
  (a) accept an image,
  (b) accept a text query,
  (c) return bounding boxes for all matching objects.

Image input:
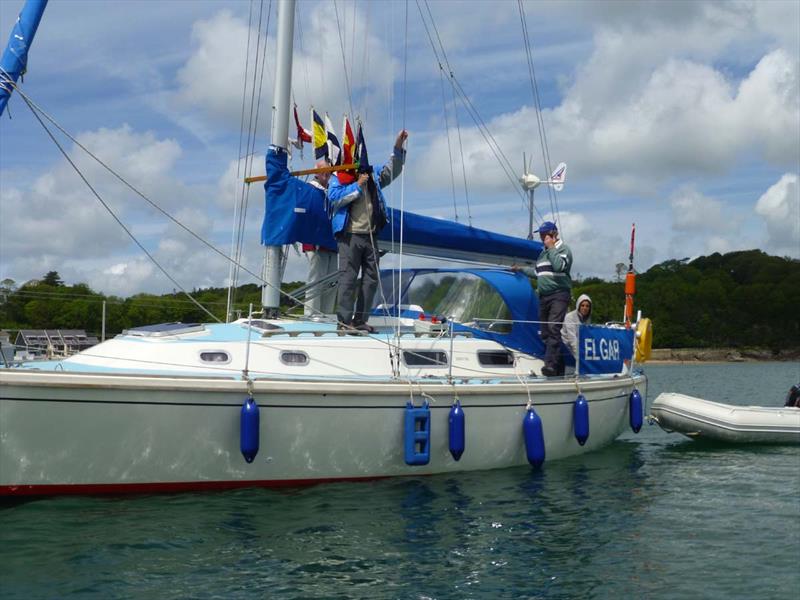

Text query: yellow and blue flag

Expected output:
[312,109,327,161]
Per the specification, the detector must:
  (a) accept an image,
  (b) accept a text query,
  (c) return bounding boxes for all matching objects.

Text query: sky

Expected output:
[0,0,798,298]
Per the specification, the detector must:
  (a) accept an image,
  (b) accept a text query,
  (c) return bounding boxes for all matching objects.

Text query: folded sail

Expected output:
[0,0,48,117]
[379,209,542,266]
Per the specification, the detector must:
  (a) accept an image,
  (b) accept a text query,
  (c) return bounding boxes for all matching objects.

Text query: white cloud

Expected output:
[416,47,799,196]
[172,7,397,135]
[0,124,237,296]
[670,187,732,233]
[175,11,255,124]
[755,173,800,257]
[98,261,156,297]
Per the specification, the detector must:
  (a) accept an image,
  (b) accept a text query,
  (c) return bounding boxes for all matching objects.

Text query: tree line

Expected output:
[1,250,797,350]
[574,250,798,350]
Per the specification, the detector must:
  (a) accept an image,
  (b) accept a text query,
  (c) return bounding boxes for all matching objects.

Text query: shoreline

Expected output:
[648,347,800,363]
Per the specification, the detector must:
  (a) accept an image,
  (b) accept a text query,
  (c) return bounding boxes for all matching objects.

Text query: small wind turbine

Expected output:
[520,153,567,239]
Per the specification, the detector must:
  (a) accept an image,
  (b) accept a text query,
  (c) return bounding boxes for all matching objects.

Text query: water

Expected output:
[2,362,798,599]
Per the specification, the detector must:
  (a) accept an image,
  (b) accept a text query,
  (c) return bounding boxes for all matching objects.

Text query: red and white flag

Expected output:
[294,105,312,146]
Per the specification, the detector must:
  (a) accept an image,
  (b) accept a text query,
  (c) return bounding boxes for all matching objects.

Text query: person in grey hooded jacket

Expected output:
[562,293,592,358]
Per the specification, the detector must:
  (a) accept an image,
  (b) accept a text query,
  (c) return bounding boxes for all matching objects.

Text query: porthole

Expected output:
[199,351,231,364]
[280,351,309,366]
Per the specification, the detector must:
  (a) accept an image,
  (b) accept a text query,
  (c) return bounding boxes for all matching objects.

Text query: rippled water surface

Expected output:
[2,362,799,599]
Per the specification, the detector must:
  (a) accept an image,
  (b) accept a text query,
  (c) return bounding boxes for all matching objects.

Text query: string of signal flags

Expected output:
[244,106,364,184]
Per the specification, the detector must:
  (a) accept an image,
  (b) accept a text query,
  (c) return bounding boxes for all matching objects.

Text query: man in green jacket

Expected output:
[531,221,573,376]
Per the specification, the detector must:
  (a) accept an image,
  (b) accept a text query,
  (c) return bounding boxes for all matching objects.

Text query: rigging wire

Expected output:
[227,0,258,320]
[418,0,471,224]
[414,5,459,222]
[332,0,356,121]
[350,0,357,90]
[360,1,372,124]
[250,1,274,176]
[417,0,528,215]
[4,78,322,315]
[397,0,410,345]
[229,0,273,318]
[16,92,221,323]
[233,0,266,304]
[517,0,560,228]
[439,73,459,222]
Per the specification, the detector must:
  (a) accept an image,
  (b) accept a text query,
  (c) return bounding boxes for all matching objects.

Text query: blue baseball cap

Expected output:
[535,221,558,234]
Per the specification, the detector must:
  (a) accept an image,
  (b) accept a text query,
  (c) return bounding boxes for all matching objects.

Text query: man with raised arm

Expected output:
[328,130,407,332]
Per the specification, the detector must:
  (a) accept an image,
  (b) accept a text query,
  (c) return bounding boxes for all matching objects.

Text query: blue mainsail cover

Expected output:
[262,147,337,250]
[577,325,634,375]
[378,210,543,266]
[0,0,48,117]
[261,146,543,265]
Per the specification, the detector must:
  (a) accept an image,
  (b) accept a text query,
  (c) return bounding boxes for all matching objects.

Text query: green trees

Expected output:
[1,252,797,351]
[572,250,799,350]
[0,271,304,335]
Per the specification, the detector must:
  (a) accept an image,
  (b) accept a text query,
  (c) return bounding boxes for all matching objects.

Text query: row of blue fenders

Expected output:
[237,391,644,469]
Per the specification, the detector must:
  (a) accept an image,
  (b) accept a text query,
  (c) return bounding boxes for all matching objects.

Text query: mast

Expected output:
[0,0,48,117]
[527,187,535,240]
[261,0,296,316]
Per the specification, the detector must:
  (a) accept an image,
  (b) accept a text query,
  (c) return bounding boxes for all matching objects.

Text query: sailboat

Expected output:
[0,0,650,497]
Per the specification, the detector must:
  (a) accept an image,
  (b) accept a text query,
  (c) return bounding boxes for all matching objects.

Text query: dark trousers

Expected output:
[539,289,570,374]
[336,232,379,326]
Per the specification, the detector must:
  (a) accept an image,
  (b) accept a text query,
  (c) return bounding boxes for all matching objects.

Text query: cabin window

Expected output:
[403,350,448,367]
[200,351,231,364]
[248,320,283,331]
[125,322,205,337]
[280,351,309,366]
[477,350,515,367]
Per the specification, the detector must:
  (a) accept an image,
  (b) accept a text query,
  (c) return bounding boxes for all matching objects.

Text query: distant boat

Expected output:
[0,0,651,497]
[650,392,800,444]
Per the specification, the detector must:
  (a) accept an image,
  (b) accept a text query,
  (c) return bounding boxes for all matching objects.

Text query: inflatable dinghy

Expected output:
[650,392,800,444]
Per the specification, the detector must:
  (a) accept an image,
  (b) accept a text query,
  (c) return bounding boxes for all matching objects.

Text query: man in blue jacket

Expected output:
[328,130,407,331]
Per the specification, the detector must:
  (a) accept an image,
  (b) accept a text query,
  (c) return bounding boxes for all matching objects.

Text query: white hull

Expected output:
[650,392,800,444]
[0,369,646,495]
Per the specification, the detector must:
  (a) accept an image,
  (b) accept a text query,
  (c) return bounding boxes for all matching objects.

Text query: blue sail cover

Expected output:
[378,210,543,266]
[261,147,337,250]
[0,0,48,117]
[261,146,543,265]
